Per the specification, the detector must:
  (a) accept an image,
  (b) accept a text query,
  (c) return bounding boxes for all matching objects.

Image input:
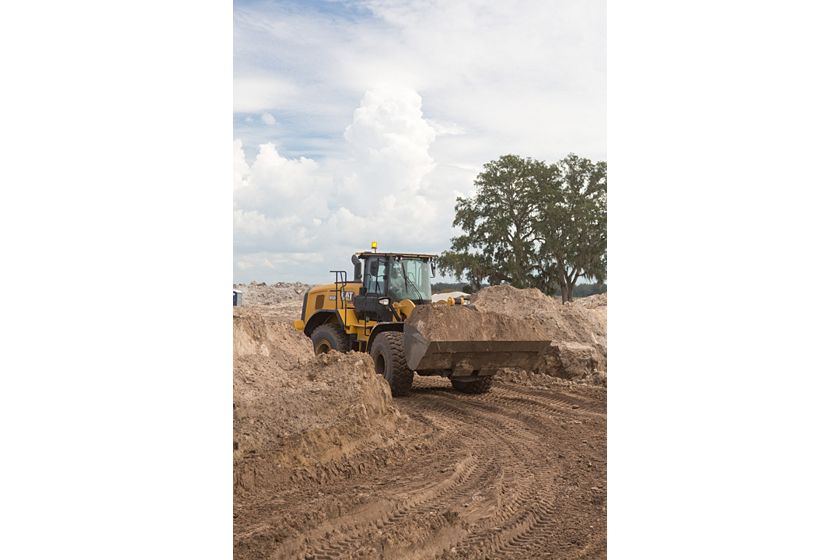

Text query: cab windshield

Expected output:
[388,258,432,303]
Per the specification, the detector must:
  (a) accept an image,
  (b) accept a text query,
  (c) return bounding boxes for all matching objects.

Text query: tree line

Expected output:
[437,153,606,302]
[432,281,607,298]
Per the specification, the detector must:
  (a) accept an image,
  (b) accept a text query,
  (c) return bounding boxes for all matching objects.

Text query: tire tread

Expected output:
[311,322,351,353]
[372,331,413,396]
[451,376,493,394]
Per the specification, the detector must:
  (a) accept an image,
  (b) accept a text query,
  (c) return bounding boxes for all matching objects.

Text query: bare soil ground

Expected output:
[234,283,606,559]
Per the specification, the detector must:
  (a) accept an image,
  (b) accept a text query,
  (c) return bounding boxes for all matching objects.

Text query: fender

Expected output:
[303,310,343,336]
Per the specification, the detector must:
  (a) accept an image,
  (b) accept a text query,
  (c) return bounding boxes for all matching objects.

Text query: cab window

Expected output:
[387,258,432,302]
[364,257,386,294]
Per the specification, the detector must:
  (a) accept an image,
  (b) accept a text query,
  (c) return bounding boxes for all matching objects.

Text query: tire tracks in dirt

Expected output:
[234,376,606,560]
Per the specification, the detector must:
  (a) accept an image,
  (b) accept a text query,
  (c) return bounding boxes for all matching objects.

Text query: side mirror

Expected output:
[431,262,437,277]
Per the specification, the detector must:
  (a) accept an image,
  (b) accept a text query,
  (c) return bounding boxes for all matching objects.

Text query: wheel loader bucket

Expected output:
[402,305,551,374]
[403,328,550,372]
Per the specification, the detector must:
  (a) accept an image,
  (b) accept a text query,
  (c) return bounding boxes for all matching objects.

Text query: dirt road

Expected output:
[234,374,606,559]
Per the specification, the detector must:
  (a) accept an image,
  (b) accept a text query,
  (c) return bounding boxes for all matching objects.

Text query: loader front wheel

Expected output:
[451,376,493,394]
[311,323,351,355]
[370,332,413,397]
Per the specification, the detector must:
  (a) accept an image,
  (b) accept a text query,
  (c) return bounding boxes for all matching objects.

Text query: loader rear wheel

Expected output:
[451,376,493,394]
[311,323,351,355]
[370,332,413,397]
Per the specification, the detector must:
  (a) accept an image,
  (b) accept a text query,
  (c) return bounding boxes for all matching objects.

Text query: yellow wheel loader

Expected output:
[293,249,550,396]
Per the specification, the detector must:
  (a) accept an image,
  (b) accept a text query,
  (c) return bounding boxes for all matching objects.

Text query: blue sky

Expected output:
[233,0,605,283]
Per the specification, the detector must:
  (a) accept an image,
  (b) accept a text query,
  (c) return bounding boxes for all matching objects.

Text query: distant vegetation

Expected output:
[431,282,473,294]
[432,282,607,298]
[437,153,606,302]
[570,282,607,298]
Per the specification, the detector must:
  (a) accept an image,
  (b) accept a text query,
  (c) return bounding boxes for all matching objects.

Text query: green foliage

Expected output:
[432,281,604,298]
[439,153,607,301]
[436,251,496,292]
[539,154,607,301]
[438,155,554,290]
[570,283,607,298]
[431,282,474,294]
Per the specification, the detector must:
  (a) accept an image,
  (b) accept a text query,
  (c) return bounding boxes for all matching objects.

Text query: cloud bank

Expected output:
[234,85,452,281]
[233,0,605,283]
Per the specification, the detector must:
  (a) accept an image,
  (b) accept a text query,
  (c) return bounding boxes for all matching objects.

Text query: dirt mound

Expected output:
[233,308,405,497]
[471,285,607,381]
[573,292,607,308]
[233,281,310,306]
[233,306,311,368]
[233,281,311,322]
[407,304,548,341]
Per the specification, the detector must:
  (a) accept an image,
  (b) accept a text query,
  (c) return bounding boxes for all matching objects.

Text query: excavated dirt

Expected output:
[233,286,607,560]
[406,304,549,341]
[234,281,311,306]
[472,286,607,383]
[234,308,410,498]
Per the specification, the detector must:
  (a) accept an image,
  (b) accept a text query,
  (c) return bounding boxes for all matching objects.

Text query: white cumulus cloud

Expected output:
[234,87,455,282]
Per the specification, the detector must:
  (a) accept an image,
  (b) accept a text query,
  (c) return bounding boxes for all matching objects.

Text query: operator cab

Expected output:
[352,252,434,322]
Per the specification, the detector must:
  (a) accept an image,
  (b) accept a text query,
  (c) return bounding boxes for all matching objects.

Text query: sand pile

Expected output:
[233,281,310,306]
[406,304,548,341]
[233,306,311,368]
[233,307,404,496]
[233,281,312,321]
[403,304,551,372]
[471,285,607,382]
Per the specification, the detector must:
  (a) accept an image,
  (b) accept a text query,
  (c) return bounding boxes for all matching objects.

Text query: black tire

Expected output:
[311,323,351,355]
[451,376,493,394]
[370,332,414,397]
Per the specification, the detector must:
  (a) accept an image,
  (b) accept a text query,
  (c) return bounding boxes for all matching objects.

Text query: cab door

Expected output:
[355,256,393,322]
[364,256,387,295]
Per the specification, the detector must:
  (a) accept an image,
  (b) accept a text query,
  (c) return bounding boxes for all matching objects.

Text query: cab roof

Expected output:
[354,251,436,259]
